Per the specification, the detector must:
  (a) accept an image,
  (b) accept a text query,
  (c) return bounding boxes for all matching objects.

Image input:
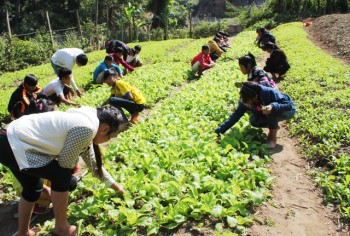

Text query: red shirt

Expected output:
[191,52,213,69]
[109,53,134,72]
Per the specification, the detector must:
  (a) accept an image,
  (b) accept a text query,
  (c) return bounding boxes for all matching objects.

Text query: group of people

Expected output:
[0,29,296,236]
[191,31,231,76]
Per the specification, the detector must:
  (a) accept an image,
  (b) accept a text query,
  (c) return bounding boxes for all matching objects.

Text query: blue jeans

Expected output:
[109,97,145,115]
[250,109,296,129]
[51,60,65,76]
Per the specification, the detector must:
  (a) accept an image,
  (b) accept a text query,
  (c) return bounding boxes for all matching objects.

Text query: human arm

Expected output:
[58,94,79,106]
[69,76,81,97]
[215,101,247,134]
[119,58,134,72]
[263,89,295,113]
[81,144,125,195]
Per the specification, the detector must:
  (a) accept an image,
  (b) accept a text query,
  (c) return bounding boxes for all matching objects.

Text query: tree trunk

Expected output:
[132,15,136,41]
[14,0,21,25]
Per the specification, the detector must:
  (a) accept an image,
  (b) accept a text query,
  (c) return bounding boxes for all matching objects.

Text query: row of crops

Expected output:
[0,22,349,235]
[272,23,350,219]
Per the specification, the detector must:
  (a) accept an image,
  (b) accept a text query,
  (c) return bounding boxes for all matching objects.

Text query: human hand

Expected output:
[76,90,82,97]
[216,133,221,144]
[262,105,272,115]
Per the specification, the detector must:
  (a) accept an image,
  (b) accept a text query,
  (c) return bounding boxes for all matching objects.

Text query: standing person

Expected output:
[262,42,290,81]
[101,69,146,124]
[255,27,276,48]
[0,105,129,236]
[93,55,123,84]
[215,81,296,148]
[237,53,277,88]
[109,47,135,74]
[51,48,88,97]
[208,36,224,61]
[191,45,215,76]
[43,68,79,106]
[8,74,49,119]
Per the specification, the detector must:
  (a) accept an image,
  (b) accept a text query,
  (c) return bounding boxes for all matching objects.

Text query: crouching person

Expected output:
[101,68,146,124]
[215,81,296,148]
[0,105,129,236]
[191,45,215,76]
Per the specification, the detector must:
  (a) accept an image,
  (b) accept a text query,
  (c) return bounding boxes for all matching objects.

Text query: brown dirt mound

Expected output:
[305,13,350,64]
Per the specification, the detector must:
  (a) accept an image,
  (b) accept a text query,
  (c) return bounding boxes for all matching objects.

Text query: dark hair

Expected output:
[218,31,229,37]
[213,36,220,42]
[103,68,118,80]
[76,54,88,66]
[24,74,38,87]
[115,47,124,54]
[94,106,129,177]
[134,45,141,52]
[129,48,136,55]
[256,27,267,34]
[240,81,262,103]
[238,52,257,68]
[58,67,72,79]
[105,55,114,61]
[261,41,278,50]
[202,45,210,51]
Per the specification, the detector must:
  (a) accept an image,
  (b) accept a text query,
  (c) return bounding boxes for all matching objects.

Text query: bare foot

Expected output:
[53,224,76,236]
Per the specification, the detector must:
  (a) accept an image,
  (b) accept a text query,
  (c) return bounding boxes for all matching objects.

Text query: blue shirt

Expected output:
[215,86,295,134]
[93,61,123,82]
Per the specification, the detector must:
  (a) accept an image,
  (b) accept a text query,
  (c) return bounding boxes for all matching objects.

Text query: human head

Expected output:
[93,105,129,177]
[104,55,114,67]
[201,45,210,56]
[76,53,88,66]
[129,48,136,56]
[103,68,118,85]
[261,41,277,51]
[238,52,257,75]
[134,45,141,54]
[58,67,72,85]
[23,74,38,93]
[115,47,124,57]
[240,81,261,106]
[213,36,220,43]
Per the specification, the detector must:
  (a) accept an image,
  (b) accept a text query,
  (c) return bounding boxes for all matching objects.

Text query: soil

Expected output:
[1,14,350,236]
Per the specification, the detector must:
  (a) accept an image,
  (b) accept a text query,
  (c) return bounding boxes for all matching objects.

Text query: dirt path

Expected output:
[246,50,347,235]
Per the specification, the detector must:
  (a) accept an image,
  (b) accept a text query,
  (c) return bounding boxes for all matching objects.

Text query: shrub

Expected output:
[192,21,227,39]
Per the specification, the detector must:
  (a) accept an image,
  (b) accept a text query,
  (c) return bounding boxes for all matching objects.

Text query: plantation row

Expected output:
[271,23,350,219]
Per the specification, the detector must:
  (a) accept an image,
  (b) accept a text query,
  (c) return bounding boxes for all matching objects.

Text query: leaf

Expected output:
[211,205,223,217]
[227,216,238,228]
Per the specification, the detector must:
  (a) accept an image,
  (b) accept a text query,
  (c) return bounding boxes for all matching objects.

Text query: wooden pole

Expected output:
[6,9,12,39]
[76,10,83,38]
[45,11,54,46]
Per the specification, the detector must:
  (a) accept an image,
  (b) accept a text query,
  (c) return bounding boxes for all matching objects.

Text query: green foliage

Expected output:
[193,21,227,39]
[272,23,350,220]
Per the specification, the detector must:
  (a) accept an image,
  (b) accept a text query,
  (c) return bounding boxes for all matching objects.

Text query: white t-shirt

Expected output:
[42,78,65,97]
[7,106,115,187]
[51,48,84,90]
[126,54,139,63]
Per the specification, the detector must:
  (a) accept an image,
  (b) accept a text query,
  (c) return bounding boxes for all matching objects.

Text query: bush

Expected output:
[192,21,227,39]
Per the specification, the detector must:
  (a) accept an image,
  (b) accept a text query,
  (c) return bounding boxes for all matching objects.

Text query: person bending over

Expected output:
[237,52,276,88]
[0,105,129,236]
[262,42,290,81]
[101,68,146,124]
[215,81,296,148]
[93,55,123,84]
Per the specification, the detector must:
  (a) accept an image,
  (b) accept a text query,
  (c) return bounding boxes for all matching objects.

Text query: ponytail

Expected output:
[93,144,103,178]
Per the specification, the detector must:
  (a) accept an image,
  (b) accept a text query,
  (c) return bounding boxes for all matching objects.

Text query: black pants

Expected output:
[0,134,77,202]
[109,97,145,115]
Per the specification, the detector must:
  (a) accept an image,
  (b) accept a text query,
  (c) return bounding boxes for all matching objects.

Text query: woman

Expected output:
[0,106,129,236]
[262,42,290,81]
[255,27,276,48]
[215,81,296,148]
[237,53,277,89]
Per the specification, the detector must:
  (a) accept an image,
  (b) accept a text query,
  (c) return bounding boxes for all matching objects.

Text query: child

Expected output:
[208,36,224,61]
[215,81,296,148]
[43,68,79,106]
[93,55,123,84]
[237,53,277,89]
[101,68,146,124]
[51,48,88,97]
[126,46,143,68]
[261,42,290,81]
[255,28,276,48]
[8,74,49,119]
[191,45,215,76]
[109,47,135,74]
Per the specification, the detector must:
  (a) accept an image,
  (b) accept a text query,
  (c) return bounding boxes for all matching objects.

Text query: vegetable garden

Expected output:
[0,22,349,235]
